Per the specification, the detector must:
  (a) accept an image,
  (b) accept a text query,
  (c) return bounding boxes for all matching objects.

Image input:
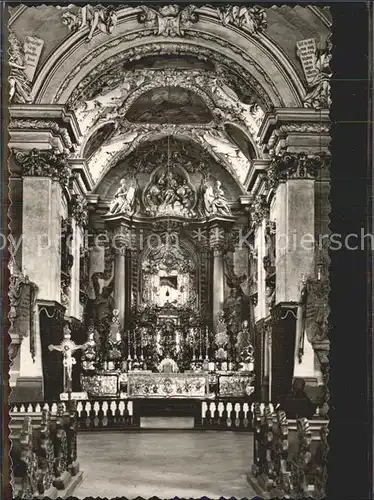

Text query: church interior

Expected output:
[7,4,331,498]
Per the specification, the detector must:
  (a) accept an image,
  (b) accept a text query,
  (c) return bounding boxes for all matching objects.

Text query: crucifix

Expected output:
[48,324,88,401]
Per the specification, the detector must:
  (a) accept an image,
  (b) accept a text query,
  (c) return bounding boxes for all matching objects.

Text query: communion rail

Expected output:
[10,398,254,431]
[248,402,329,499]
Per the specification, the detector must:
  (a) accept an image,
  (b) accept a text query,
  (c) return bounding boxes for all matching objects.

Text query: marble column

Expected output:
[68,219,83,320]
[209,224,226,329]
[69,194,88,320]
[251,195,270,322]
[212,247,225,328]
[114,246,126,330]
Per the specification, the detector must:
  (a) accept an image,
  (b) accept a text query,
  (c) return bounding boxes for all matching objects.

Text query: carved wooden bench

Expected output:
[10,402,82,499]
[249,402,328,498]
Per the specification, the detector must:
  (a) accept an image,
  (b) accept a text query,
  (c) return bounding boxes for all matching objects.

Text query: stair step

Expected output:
[140,416,194,429]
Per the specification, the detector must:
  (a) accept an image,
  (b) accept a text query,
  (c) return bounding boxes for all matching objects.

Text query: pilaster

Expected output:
[269,152,329,303]
[9,105,81,399]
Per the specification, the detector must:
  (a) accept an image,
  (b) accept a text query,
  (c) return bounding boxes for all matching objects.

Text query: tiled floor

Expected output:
[74,431,256,499]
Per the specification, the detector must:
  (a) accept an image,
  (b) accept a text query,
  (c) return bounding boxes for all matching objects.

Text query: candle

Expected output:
[205,327,209,360]
[199,329,202,358]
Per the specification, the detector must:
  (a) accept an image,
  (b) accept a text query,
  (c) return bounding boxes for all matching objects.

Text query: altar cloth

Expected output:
[128,372,208,398]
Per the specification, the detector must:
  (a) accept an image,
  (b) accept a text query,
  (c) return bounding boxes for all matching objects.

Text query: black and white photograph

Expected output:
[4,2,370,499]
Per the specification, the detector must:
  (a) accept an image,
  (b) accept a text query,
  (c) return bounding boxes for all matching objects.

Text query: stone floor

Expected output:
[74,431,257,499]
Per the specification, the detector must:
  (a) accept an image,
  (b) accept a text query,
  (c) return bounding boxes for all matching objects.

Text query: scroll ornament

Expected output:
[15,149,71,187]
[137,5,199,37]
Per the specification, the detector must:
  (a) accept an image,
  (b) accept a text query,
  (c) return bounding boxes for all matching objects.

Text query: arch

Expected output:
[94,128,246,194]
[31,8,307,108]
[95,135,246,199]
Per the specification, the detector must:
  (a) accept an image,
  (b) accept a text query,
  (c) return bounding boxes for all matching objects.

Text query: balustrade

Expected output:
[11,398,255,432]
[201,400,253,431]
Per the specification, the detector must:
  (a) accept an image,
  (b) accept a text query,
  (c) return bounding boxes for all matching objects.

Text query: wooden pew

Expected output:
[248,403,328,498]
[10,402,83,499]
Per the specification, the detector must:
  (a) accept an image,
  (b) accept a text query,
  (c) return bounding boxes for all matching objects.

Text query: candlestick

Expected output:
[205,327,209,360]
[199,328,202,359]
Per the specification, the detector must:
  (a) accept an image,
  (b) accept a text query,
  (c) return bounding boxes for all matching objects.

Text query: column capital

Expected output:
[14,148,71,188]
[266,151,331,191]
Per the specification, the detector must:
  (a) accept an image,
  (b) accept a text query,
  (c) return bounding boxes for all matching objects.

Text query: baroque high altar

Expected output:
[8,5,331,407]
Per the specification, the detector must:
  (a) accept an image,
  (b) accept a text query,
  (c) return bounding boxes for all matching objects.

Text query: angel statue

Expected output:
[60,5,117,42]
[108,178,137,215]
[8,31,31,104]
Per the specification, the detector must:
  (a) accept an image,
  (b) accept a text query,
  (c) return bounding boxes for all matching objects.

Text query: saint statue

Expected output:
[236,320,254,368]
[81,325,97,372]
[90,271,114,341]
[108,178,136,215]
[223,287,243,333]
[202,180,231,216]
[8,32,32,104]
[302,39,332,110]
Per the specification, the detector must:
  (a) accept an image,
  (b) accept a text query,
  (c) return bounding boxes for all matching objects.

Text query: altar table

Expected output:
[128,372,208,398]
[81,371,254,398]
